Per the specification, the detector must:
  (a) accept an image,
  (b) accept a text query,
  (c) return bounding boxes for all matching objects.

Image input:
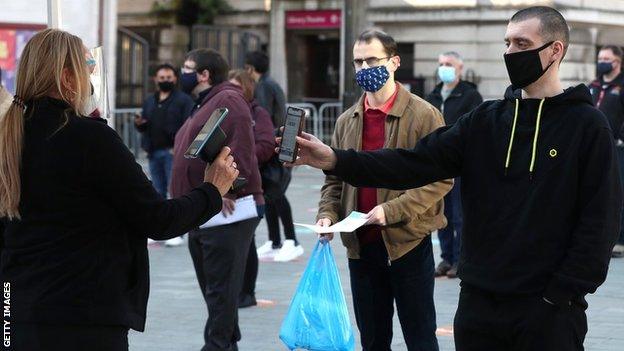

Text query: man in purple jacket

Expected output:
[171,48,264,351]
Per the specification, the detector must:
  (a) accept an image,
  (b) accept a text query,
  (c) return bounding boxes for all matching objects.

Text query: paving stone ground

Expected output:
[130,165,624,351]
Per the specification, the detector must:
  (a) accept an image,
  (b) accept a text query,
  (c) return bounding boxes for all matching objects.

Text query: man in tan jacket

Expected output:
[316,30,452,351]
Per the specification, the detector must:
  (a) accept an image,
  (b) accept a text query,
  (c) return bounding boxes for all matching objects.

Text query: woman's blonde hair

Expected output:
[228,69,256,103]
[0,29,90,219]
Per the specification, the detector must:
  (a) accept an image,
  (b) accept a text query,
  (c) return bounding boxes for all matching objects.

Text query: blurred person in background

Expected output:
[228,69,275,308]
[589,45,624,258]
[245,51,303,262]
[426,51,483,278]
[135,63,195,247]
[0,29,238,351]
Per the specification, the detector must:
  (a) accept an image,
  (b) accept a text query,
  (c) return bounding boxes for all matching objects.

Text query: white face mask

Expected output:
[84,46,109,118]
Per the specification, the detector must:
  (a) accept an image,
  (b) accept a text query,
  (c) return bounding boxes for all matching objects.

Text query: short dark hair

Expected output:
[245,51,269,74]
[600,45,624,60]
[510,6,570,59]
[154,63,177,77]
[356,29,398,57]
[186,49,230,86]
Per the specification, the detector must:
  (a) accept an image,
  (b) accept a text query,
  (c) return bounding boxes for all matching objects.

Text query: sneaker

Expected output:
[435,260,452,277]
[446,263,458,279]
[257,241,280,260]
[238,294,257,308]
[257,241,276,255]
[164,236,184,247]
[273,240,304,262]
[147,238,157,245]
[612,244,624,258]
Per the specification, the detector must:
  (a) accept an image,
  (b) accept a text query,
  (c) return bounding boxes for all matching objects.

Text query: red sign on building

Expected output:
[285,10,342,29]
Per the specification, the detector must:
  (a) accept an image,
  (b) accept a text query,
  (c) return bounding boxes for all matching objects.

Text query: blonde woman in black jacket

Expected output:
[0,29,238,351]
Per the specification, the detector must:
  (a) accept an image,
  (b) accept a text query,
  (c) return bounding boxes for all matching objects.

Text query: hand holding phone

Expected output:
[278,107,306,163]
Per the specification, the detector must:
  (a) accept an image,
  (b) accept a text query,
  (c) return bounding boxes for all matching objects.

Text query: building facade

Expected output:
[216,0,624,101]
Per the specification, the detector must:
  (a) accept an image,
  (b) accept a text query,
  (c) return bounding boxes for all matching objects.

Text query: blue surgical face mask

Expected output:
[180,72,198,94]
[438,66,456,84]
[355,62,391,93]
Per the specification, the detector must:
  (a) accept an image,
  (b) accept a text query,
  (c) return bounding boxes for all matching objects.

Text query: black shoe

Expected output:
[435,260,452,277]
[238,294,257,308]
[446,263,458,279]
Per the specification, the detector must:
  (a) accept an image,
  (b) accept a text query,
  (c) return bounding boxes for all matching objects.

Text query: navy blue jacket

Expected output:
[138,89,194,154]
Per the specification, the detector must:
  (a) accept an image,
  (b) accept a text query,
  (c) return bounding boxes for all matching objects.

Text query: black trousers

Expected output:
[454,284,588,351]
[8,323,128,351]
[188,217,260,351]
[265,196,297,246]
[348,237,439,351]
[241,236,258,298]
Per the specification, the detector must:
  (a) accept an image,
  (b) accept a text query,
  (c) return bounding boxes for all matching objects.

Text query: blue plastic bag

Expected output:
[279,241,355,351]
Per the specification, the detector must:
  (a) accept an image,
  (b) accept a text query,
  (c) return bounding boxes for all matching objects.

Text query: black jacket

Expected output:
[254,74,286,127]
[589,73,624,139]
[0,97,222,331]
[137,89,194,154]
[329,85,622,306]
[426,80,483,126]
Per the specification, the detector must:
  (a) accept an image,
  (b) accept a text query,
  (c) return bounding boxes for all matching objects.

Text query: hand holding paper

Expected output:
[295,211,369,234]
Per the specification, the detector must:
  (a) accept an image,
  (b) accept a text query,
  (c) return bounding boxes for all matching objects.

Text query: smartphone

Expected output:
[278,107,306,163]
[184,107,229,162]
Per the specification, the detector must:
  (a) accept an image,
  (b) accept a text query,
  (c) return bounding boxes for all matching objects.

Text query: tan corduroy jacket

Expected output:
[317,84,453,261]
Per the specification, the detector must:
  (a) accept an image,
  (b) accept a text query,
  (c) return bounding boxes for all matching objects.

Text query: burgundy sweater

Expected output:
[171,82,264,205]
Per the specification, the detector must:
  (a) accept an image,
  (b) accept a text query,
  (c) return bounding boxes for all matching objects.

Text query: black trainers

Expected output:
[435,260,452,277]
[446,263,458,279]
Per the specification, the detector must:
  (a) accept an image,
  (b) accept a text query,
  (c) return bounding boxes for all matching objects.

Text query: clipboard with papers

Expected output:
[200,195,258,228]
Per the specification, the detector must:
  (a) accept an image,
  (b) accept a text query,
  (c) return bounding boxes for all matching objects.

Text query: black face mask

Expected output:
[158,81,175,92]
[504,41,555,89]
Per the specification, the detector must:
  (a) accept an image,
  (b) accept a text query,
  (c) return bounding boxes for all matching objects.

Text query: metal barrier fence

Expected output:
[113,102,344,158]
[113,108,142,157]
[286,102,344,144]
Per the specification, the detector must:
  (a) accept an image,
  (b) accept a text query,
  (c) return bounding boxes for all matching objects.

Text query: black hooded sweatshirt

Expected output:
[328,84,622,306]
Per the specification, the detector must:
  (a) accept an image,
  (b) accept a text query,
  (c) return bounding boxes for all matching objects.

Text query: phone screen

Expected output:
[279,108,304,163]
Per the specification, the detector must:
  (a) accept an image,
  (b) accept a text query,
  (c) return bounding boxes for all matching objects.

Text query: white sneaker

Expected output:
[257,241,280,260]
[257,241,275,255]
[273,240,304,262]
[147,238,157,245]
[164,236,184,247]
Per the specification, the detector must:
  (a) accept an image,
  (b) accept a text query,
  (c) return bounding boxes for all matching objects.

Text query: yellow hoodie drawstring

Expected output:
[504,98,546,179]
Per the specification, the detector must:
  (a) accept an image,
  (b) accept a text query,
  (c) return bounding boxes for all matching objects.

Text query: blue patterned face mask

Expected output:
[355,62,391,92]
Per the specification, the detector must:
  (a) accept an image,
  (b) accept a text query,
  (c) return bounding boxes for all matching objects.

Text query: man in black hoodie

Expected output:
[589,45,624,258]
[287,6,622,351]
[427,51,483,278]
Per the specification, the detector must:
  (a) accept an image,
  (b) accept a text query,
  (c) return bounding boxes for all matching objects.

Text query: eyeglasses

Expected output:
[352,56,391,68]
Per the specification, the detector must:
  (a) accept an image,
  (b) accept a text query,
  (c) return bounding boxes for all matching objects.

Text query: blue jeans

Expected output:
[148,149,173,198]
[438,178,462,264]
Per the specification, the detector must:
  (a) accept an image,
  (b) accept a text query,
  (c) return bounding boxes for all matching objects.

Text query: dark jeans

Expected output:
[148,148,173,198]
[617,146,624,244]
[241,206,265,298]
[188,217,260,351]
[9,323,128,351]
[454,284,587,351]
[348,237,439,351]
[265,195,297,247]
[438,178,462,264]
